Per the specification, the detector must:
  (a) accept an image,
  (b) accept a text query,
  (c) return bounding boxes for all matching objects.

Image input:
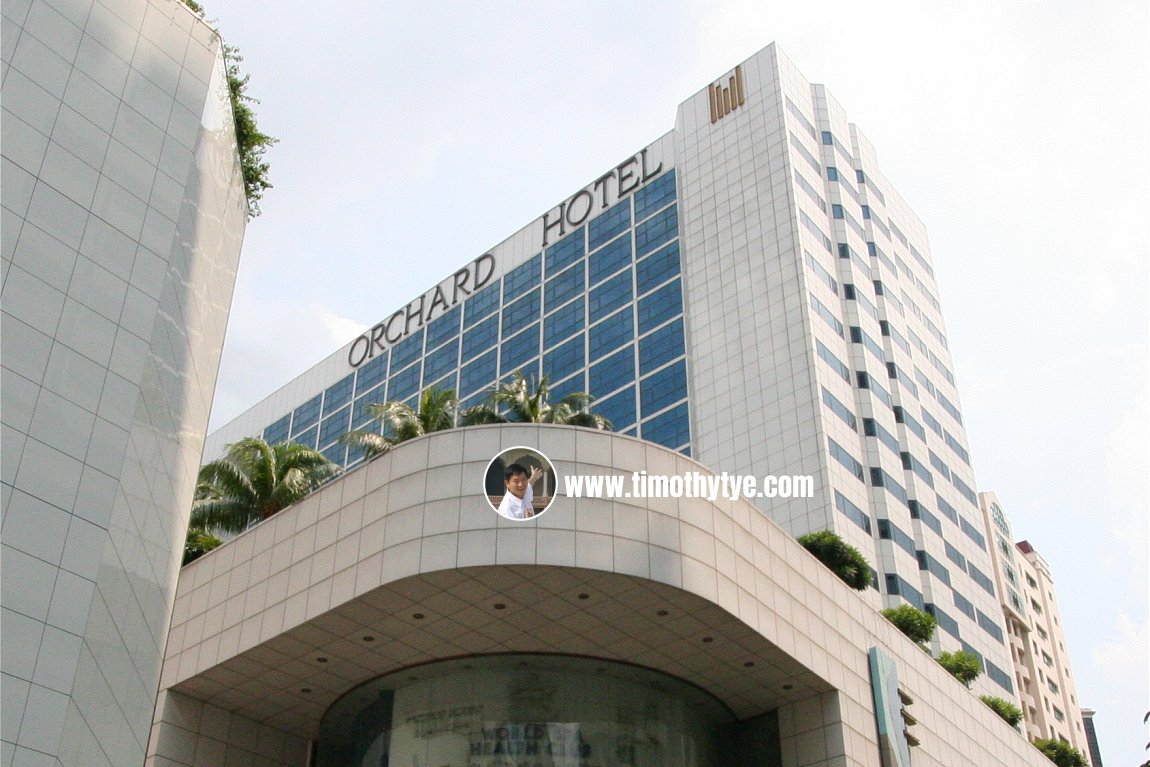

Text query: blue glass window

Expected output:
[835,491,870,533]
[544,297,584,348]
[961,517,987,550]
[324,374,354,414]
[870,468,909,506]
[589,270,633,324]
[319,406,350,446]
[588,233,632,285]
[391,329,425,371]
[642,402,689,449]
[460,349,497,395]
[821,131,834,145]
[639,319,684,374]
[635,205,678,257]
[926,603,960,638]
[503,254,542,302]
[292,395,322,433]
[589,306,634,360]
[545,227,585,276]
[464,282,500,328]
[355,352,389,396]
[545,262,584,311]
[637,280,682,334]
[424,339,459,383]
[543,335,584,384]
[909,500,943,536]
[641,360,687,414]
[502,288,540,334]
[832,204,845,219]
[863,418,899,454]
[861,205,872,220]
[822,387,856,430]
[388,362,421,402]
[293,425,318,449]
[589,347,634,398]
[856,169,865,183]
[597,386,636,430]
[878,519,915,556]
[461,314,498,362]
[426,305,461,350]
[932,497,958,529]
[816,340,850,382]
[263,414,291,445]
[986,661,1013,692]
[321,442,344,466]
[550,373,586,404]
[810,293,843,336]
[501,323,539,373]
[826,166,839,181]
[588,199,631,251]
[634,169,676,222]
[354,385,384,427]
[636,241,680,296]
[828,436,864,481]
[954,590,976,620]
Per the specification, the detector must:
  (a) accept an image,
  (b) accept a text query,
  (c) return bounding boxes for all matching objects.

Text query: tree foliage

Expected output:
[343,386,467,458]
[178,2,275,217]
[881,604,937,647]
[938,650,982,687]
[183,528,222,565]
[469,371,612,428]
[979,695,1023,727]
[1033,738,1088,767]
[225,44,276,218]
[797,530,872,590]
[191,437,340,533]
[342,375,612,461]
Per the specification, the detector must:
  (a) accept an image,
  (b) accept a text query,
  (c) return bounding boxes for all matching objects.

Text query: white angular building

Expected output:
[0,0,247,764]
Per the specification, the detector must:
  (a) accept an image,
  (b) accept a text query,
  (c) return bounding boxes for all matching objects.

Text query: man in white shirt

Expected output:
[496,463,543,520]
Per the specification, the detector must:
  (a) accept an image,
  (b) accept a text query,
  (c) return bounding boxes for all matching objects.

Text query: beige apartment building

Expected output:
[980,491,1091,757]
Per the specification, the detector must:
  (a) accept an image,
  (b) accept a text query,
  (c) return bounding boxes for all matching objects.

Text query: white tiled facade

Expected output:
[208,44,1017,704]
[0,0,247,764]
[151,426,1054,766]
[980,492,1090,757]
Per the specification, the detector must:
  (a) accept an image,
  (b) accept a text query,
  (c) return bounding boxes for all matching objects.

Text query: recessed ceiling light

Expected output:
[362,635,375,642]
[656,610,669,617]
[702,636,714,643]
[413,613,425,620]
[316,657,328,663]
[494,603,506,610]
[301,688,312,693]
[577,593,589,600]
[782,684,793,690]
[744,661,755,668]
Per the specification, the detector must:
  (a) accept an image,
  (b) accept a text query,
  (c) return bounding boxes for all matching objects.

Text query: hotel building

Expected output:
[980,492,1091,756]
[1,0,247,765]
[156,42,1061,766]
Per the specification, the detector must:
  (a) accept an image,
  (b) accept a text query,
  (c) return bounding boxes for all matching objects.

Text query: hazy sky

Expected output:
[206,2,1148,762]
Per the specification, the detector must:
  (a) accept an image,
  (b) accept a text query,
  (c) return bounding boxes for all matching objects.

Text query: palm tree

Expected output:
[343,385,466,459]
[191,437,341,534]
[470,370,612,429]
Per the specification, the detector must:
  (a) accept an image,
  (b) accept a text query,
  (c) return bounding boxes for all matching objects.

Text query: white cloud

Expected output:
[314,306,369,348]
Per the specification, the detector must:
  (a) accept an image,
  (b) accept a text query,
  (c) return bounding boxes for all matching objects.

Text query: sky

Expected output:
[205,2,1148,763]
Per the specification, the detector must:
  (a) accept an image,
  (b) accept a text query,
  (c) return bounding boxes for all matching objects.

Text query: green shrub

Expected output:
[797,530,872,590]
[881,604,937,647]
[979,695,1022,726]
[1033,738,1088,767]
[938,650,982,687]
